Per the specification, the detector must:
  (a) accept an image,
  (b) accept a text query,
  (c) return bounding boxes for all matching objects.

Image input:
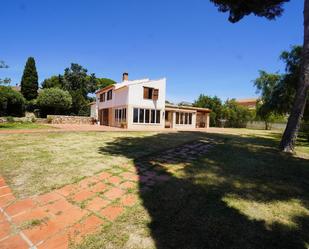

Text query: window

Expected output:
[115,108,127,123]
[143,87,159,100]
[133,108,160,124]
[145,109,150,123]
[156,110,160,123]
[100,93,103,102]
[151,110,155,123]
[103,92,106,102]
[133,108,138,123]
[139,109,144,123]
[175,112,193,125]
[107,90,112,100]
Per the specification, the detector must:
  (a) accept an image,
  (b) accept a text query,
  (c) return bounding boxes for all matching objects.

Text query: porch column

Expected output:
[206,113,210,128]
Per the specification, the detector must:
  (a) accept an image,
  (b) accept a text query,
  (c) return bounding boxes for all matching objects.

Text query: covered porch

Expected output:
[164,104,210,129]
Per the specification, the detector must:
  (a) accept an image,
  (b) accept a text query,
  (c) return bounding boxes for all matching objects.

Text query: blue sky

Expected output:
[1,0,303,103]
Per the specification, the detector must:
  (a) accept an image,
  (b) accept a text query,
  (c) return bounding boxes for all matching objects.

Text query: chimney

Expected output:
[122,72,128,81]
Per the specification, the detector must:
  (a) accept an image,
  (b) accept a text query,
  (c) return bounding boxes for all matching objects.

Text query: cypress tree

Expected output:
[21,57,38,100]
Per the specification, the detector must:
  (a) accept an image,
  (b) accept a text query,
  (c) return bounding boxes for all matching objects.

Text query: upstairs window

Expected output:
[107,90,112,100]
[143,87,159,100]
[99,93,106,102]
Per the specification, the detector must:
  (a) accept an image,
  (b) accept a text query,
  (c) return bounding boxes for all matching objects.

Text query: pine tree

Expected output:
[21,57,38,100]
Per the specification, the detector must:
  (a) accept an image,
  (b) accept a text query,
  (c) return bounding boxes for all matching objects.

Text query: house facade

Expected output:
[93,73,210,130]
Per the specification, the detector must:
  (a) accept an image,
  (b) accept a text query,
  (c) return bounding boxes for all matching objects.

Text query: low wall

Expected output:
[47,115,94,124]
[0,117,47,123]
[246,121,287,130]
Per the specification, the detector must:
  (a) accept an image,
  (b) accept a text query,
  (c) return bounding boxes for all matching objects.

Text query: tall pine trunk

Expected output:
[279,0,309,152]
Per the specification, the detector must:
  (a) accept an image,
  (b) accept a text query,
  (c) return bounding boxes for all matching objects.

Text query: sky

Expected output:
[1,0,303,103]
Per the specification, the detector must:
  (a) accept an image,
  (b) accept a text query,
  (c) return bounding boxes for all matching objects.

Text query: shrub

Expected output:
[6,116,15,122]
[0,86,26,117]
[222,99,254,128]
[37,88,72,117]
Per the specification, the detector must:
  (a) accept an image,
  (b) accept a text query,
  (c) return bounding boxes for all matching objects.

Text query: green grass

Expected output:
[0,122,50,130]
[0,131,206,197]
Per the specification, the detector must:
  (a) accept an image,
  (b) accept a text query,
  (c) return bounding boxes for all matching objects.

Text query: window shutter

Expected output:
[152,89,159,100]
[143,87,149,99]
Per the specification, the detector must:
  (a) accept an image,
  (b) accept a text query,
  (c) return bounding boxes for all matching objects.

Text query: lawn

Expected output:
[1,128,309,248]
[0,122,51,130]
[0,131,206,197]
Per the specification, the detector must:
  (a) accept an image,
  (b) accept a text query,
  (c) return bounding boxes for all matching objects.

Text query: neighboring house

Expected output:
[94,73,210,129]
[236,98,257,109]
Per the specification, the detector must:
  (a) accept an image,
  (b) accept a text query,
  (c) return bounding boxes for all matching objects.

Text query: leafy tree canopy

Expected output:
[194,95,223,126]
[0,86,25,117]
[37,88,72,117]
[96,78,116,90]
[254,46,308,120]
[21,57,39,100]
[41,75,64,89]
[210,0,289,23]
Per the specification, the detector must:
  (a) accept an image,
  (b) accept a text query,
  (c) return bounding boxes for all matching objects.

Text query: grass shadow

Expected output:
[98,131,309,249]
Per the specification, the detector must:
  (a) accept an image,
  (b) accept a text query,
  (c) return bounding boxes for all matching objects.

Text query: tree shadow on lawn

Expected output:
[99,131,309,249]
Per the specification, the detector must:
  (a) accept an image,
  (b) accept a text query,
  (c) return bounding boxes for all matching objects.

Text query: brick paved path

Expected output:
[0,140,213,249]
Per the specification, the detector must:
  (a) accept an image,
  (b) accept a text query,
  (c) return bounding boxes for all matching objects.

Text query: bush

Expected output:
[37,88,72,117]
[0,86,26,117]
[25,99,37,112]
[6,116,15,122]
[222,99,254,128]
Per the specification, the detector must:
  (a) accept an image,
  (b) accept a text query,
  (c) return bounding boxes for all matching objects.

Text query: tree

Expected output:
[253,47,308,129]
[21,57,39,100]
[194,95,223,126]
[37,88,72,117]
[254,71,282,129]
[63,63,97,115]
[96,78,116,90]
[222,99,254,128]
[41,75,64,89]
[210,0,309,152]
[0,86,25,117]
[0,60,11,85]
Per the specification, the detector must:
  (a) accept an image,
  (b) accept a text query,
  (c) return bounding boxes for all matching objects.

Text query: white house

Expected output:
[92,73,210,130]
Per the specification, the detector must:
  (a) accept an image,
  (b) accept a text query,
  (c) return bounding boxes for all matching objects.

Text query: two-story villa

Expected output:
[93,73,210,130]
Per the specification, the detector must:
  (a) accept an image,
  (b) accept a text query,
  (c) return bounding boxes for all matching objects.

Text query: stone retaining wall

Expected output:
[47,115,94,124]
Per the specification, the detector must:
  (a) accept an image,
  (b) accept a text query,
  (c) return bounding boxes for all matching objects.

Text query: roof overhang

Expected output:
[165,104,211,113]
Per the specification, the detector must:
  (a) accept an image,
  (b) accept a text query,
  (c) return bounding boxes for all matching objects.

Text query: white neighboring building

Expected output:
[93,73,210,130]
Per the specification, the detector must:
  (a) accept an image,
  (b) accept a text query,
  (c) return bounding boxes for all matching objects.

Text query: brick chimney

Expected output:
[122,72,128,81]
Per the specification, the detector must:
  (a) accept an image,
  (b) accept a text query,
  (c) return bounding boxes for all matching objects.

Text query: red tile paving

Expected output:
[37,232,69,249]
[90,182,107,193]
[0,220,11,239]
[71,189,95,202]
[0,234,29,249]
[36,191,63,205]
[97,172,112,180]
[0,186,12,196]
[55,184,76,197]
[108,176,122,185]
[121,194,137,207]
[100,205,123,221]
[119,181,135,190]
[86,197,110,212]
[104,187,124,200]
[12,207,48,225]
[68,215,104,242]
[0,194,15,208]
[5,199,36,216]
